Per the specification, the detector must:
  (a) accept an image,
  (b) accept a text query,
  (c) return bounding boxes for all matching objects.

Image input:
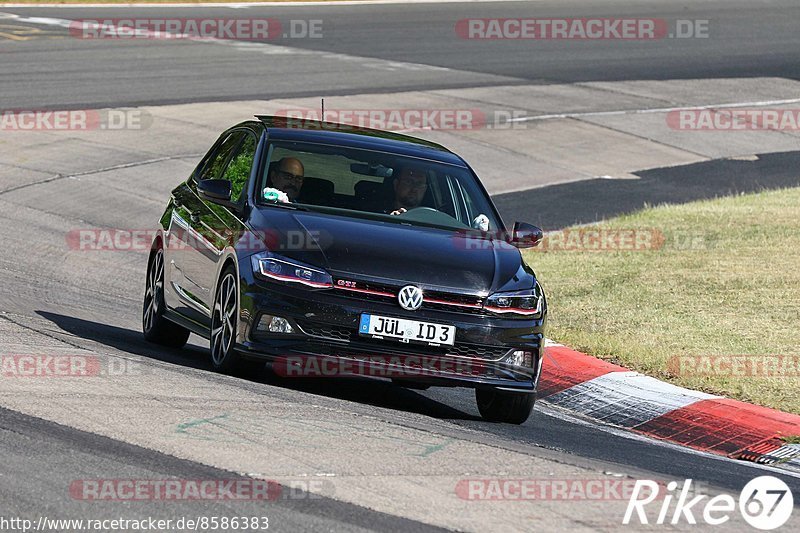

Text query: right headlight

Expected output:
[250,252,333,289]
[483,285,543,318]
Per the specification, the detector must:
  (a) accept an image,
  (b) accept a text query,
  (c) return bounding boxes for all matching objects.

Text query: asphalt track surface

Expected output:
[0,0,797,109]
[0,406,447,532]
[1,1,800,531]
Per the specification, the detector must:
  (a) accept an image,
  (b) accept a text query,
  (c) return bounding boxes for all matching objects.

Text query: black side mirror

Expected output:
[511,222,543,248]
[197,179,236,209]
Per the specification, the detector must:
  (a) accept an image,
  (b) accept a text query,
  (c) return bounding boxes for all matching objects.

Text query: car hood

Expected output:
[248,208,531,294]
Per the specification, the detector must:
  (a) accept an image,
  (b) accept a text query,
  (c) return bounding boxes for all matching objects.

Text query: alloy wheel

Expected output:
[211,272,237,366]
[143,249,164,333]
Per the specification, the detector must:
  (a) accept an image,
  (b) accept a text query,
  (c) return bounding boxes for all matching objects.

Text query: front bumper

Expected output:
[237,274,545,392]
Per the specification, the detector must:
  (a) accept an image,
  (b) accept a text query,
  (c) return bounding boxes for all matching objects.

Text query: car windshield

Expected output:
[258,140,503,232]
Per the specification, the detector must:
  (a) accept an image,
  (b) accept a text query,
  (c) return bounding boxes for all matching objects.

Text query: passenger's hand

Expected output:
[390,208,407,216]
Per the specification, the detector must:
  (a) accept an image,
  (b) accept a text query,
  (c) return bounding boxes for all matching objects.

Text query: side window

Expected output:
[460,179,478,221]
[444,175,466,222]
[197,132,245,182]
[222,133,257,203]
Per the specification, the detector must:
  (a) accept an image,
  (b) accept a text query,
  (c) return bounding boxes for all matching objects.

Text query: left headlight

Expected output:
[483,285,543,318]
[251,252,333,289]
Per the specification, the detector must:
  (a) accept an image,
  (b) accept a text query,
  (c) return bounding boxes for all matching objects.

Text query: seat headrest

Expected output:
[299,176,334,204]
[355,179,383,199]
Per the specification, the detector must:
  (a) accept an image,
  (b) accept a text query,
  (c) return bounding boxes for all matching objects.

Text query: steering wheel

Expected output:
[393,206,469,228]
[398,207,440,215]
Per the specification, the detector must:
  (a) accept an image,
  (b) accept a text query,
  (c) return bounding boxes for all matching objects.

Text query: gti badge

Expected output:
[398,285,423,311]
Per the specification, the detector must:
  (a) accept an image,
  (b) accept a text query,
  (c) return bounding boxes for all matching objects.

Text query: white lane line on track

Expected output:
[0,153,202,196]
[0,12,452,72]
[510,98,800,123]
[0,14,70,26]
[0,1,539,9]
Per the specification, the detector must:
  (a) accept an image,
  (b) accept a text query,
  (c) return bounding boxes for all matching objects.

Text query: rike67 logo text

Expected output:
[624,476,793,530]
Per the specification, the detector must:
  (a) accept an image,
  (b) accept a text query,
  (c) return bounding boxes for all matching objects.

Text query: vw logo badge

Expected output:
[397,285,423,311]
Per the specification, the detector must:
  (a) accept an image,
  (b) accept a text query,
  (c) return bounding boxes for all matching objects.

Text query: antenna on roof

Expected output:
[321,98,325,120]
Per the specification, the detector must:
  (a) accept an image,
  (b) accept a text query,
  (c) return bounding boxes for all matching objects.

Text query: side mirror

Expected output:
[511,222,543,249]
[197,179,236,209]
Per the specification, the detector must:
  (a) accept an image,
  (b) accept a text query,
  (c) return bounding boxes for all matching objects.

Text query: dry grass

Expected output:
[524,187,800,414]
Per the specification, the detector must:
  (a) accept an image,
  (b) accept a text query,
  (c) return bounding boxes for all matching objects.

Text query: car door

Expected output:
[190,130,258,312]
[166,131,245,322]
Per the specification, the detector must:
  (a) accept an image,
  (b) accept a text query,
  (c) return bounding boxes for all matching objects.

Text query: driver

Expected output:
[268,157,305,202]
[387,166,428,216]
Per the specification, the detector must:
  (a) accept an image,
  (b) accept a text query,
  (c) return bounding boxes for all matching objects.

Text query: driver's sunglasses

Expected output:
[277,170,304,183]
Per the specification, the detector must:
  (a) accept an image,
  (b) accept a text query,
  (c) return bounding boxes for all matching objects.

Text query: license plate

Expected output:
[359,314,455,346]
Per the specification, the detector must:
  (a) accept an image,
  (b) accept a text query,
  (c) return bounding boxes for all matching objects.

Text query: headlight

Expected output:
[484,286,543,318]
[251,252,333,288]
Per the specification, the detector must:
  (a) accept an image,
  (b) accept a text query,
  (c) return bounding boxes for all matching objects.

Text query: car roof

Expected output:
[253,115,467,167]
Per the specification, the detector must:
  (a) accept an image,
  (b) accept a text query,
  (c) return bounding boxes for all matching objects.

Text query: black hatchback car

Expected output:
[143,116,546,423]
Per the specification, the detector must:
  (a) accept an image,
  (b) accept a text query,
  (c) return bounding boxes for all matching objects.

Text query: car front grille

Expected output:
[332,279,486,315]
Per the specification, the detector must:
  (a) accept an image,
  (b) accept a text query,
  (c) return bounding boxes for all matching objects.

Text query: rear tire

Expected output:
[475,388,535,424]
[210,265,245,374]
[143,247,190,348]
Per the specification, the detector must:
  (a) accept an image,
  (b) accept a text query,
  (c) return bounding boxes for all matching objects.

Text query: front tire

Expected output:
[475,388,535,424]
[143,247,190,348]
[210,265,245,373]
